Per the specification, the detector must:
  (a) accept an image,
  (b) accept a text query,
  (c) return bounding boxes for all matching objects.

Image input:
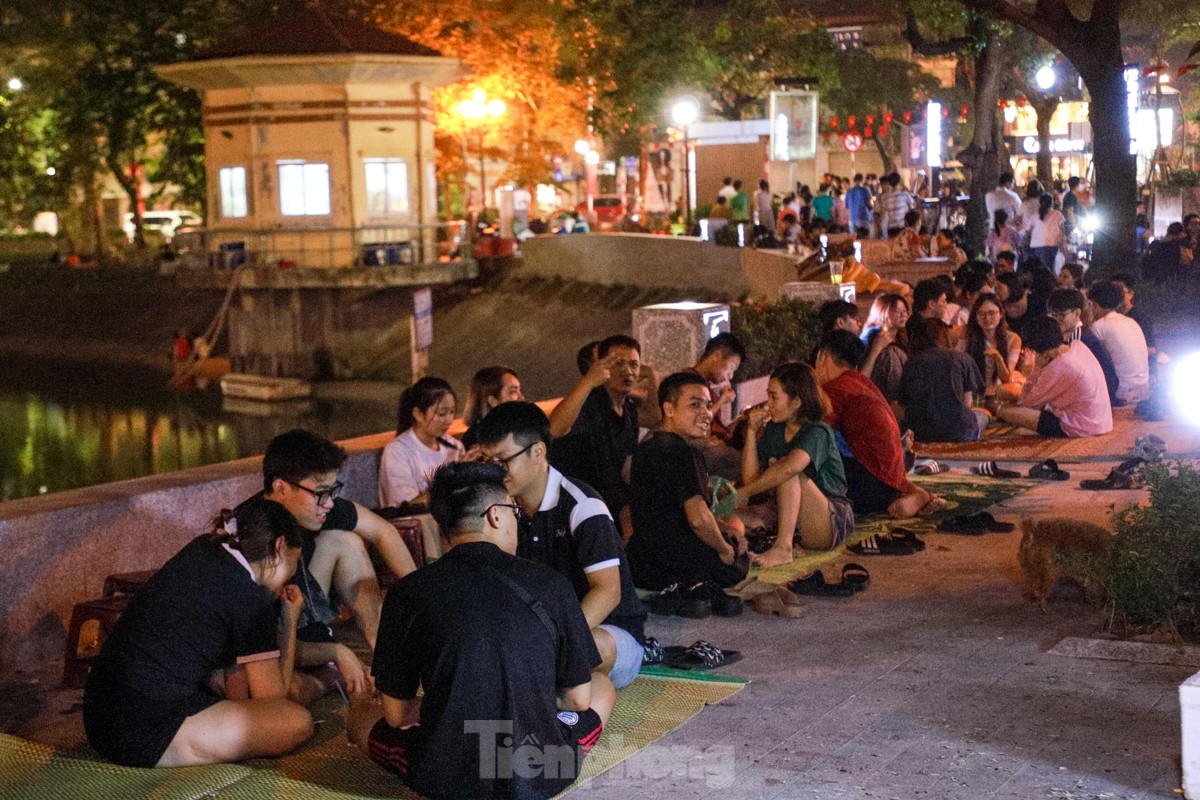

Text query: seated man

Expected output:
[475,402,648,689]
[899,315,987,443]
[687,331,746,479]
[1088,280,1151,405]
[815,331,940,519]
[349,462,614,800]
[627,372,749,591]
[246,430,417,697]
[912,278,949,323]
[995,315,1113,438]
[1047,288,1120,406]
[549,334,659,531]
[995,251,1017,275]
[818,300,861,336]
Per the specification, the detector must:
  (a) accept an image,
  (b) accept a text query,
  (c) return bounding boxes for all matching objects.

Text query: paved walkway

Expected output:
[1,459,1191,800]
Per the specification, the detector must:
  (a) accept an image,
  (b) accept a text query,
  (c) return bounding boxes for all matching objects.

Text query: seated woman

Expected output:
[958,295,1024,402]
[898,315,987,443]
[737,362,855,569]
[994,315,1113,438]
[460,366,523,449]
[83,498,313,767]
[889,210,926,260]
[858,293,910,403]
[378,377,462,509]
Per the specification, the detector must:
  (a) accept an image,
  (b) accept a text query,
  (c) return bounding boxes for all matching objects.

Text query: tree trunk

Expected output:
[1077,58,1137,275]
[872,127,898,176]
[108,153,144,249]
[1032,97,1056,183]
[958,38,1005,255]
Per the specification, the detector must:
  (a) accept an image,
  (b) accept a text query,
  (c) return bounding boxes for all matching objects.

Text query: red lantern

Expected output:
[864,126,873,137]
[830,116,839,130]
[902,110,912,124]
[942,106,950,118]
[879,124,890,137]
[823,131,831,141]
[959,104,969,118]
[883,112,893,125]
[866,114,875,127]
[848,115,857,129]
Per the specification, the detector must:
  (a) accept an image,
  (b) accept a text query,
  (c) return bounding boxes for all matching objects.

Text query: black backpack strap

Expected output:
[485,566,559,645]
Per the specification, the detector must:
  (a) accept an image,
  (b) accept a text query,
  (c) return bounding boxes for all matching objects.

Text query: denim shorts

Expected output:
[599,624,642,689]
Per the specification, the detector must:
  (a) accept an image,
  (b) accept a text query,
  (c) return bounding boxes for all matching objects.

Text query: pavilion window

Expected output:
[277,161,331,216]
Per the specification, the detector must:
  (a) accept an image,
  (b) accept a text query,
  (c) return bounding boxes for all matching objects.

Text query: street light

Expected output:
[6,77,21,92]
[458,89,505,216]
[671,97,699,225]
[1035,66,1056,91]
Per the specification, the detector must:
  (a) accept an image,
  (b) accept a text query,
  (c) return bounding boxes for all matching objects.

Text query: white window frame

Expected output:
[363,157,410,218]
[277,160,331,217]
[218,166,249,219]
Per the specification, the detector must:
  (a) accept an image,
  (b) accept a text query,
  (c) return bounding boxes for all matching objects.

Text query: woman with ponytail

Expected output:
[83,497,313,767]
[378,376,462,508]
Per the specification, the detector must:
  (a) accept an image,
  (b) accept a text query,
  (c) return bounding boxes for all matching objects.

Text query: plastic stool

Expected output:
[102,569,157,597]
[63,595,129,687]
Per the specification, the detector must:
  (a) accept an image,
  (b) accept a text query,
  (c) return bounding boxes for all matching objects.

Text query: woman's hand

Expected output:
[335,644,373,696]
[746,407,770,434]
[280,584,304,624]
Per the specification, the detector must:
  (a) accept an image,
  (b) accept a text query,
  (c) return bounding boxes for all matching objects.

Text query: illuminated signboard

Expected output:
[829,27,863,51]
[926,101,942,167]
[769,90,819,161]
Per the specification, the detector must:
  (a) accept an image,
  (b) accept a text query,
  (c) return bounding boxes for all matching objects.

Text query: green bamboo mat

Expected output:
[0,671,745,800]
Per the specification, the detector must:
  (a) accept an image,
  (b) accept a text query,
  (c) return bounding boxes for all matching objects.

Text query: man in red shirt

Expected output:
[814,330,943,519]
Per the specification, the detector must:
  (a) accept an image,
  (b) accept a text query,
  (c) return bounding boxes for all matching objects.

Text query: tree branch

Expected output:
[959,0,1086,58]
[902,10,974,57]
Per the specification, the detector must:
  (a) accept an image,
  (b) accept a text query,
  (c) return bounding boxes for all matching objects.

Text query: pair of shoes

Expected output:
[641,637,666,665]
[707,583,745,617]
[663,640,742,670]
[747,586,804,618]
[971,461,1021,479]
[913,458,948,475]
[1080,458,1145,491]
[938,511,1015,535]
[1028,459,1070,480]
[848,529,925,556]
[1130,435,1166,463]
[644,583,710,618]
[787,563,870,597]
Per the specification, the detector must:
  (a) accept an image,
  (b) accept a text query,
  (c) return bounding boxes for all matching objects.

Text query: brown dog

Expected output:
[1017,517,1114,612]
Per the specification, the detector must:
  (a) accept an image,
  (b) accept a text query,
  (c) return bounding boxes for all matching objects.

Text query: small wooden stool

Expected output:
[102,569,157,597]
[374,517,426,591]
[63,594,130,687]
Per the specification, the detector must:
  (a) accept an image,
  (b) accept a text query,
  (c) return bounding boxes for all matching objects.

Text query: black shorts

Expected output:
[83,672,220,768]
[367,710,604,784]
[1037,409,1069,438]
[842,457,901,516]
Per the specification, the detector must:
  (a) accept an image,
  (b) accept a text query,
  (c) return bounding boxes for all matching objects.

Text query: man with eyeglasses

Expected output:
[1046,288,1120,407]
[241,429,417,700]
[476,402,648,689]
[348,461,613,800]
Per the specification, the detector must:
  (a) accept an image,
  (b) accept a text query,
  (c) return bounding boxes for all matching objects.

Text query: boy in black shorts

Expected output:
[348,462,614,800]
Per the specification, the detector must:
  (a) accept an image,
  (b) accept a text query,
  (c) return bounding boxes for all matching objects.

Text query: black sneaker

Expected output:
[705,583,744,617]
[641,636,665,665]
[645,584,711,618]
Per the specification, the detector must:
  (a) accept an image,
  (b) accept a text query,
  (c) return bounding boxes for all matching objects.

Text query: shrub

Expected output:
[730,297,823,380]
[1106,462,1200,635]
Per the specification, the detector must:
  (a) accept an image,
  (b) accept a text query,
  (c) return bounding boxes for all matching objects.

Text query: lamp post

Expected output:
[671,97,699,225]
[459,89,506,216]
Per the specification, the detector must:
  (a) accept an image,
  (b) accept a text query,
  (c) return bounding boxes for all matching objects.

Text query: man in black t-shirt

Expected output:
[548,334,660,535]
[349,462,614,800]
[476,402,648,689]
[245,430,418,697]
[627,373,749,591]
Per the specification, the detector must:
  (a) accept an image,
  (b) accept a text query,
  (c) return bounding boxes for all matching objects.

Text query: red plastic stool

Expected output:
[375,517,426,591]
[62,594,129,687]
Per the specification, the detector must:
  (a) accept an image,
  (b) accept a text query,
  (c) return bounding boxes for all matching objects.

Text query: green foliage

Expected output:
[730,298,823,380]
[1106,462,1200,634]
[1166,169,1200,187]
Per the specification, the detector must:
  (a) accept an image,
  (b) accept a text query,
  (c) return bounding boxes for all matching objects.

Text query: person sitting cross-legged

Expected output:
[736,362,855,568]
[347,462,614,800]
[1087,280,1151,406]
[1046,288,1121,407]
[83,498,314,767]
[994,315,1113,438]
[899,315,987,443]
[815,331,943,519]
[627,372,749,592]
[475,401,649,689]
[246,430,417,701]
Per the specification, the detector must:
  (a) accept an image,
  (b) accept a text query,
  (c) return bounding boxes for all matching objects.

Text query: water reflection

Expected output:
[0,361,394,501]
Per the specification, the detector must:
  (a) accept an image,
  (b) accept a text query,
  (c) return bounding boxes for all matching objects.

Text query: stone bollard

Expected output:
[780,281,856,305]
[632,301,731,378]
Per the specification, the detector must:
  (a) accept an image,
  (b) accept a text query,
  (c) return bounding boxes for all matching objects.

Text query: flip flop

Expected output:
[787,569,856,597]
[663,640,743,670]
[913,458,948,475]
[840,563,870,592]
[1080,458,1145,491]
[747,587,804,618]
[848,533,918,555]
[973,511,1015,533]
[1028,459,1070,481]
[971,461,1021,479]
[938,514,989,535]
[889,527,927,551]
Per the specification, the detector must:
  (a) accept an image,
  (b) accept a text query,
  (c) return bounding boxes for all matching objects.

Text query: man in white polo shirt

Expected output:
[1087,280,1150,405]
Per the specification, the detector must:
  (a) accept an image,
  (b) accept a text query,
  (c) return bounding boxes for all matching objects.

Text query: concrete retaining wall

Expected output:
[0,431,392,675]
[518,234,801,298]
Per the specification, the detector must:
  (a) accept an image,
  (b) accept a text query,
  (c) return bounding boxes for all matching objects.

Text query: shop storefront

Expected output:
[1001,100,1093,184]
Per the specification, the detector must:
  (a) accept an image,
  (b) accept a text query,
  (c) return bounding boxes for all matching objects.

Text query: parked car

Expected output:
[123,210,202,242]
[576,195,627,229]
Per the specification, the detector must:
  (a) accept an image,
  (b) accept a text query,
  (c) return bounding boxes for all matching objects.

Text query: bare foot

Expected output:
[753,546,796,568]
[916,495,949,516]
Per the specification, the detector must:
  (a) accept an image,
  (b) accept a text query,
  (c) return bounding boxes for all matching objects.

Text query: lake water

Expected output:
[0,358,395,502]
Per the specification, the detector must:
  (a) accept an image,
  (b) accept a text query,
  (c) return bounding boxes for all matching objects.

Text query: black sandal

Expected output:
[840,563,870,592]
[889,528,926,551]
[788,570,856,597]
[848,533,918,555]
[938,514,989,535]
[1028,459,1070,481]
[663,640,742,670]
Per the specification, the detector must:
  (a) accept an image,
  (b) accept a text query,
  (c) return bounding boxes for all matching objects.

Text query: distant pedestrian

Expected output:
[718,177,737,203]
[729,180,751,224]
[845,174,873,238]
[881,173,916,239]
[753,179,775,232]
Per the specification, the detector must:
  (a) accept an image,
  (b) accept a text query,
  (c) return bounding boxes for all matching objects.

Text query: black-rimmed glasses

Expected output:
[284,479,343,506]
[480,502,523,520]
[482,443,534,471]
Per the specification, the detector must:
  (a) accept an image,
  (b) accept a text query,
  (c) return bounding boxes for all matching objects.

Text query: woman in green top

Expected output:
[738,362,854,568]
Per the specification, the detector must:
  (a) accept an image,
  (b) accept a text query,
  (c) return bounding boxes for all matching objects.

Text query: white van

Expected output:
[123,210,202,242]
